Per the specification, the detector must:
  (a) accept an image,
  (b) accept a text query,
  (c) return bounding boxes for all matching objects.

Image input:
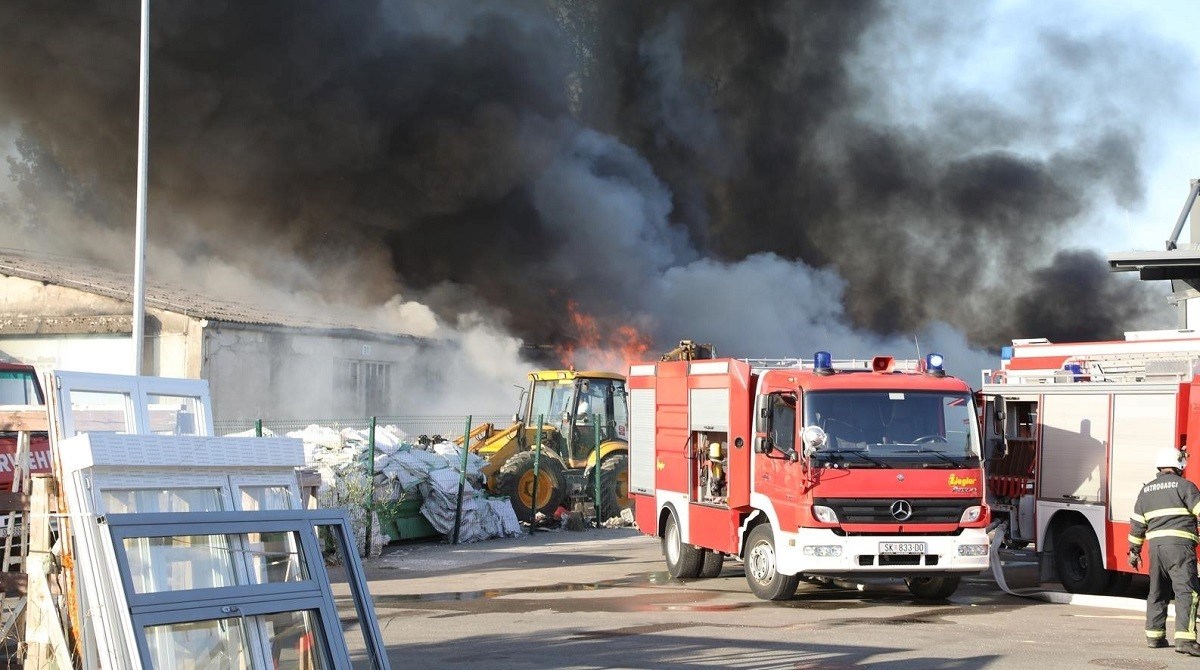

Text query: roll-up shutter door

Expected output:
[689,388,729,432]
[1109,393,1175,521]
[629,388,656,494]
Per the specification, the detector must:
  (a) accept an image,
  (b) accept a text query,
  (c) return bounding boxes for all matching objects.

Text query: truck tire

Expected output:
[596,453,630,521]
[905,575,961,601]
[699,550,725,578]
[663,512,704,579]
[743,524,799,600]
[496,449,565,521]
[1054,523,1109,594]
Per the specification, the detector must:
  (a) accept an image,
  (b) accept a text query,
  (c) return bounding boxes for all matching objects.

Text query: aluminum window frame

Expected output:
[54,371,215,438]
[104,509,389,669]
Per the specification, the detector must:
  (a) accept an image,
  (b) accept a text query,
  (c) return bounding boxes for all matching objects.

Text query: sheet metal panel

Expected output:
[1039,394,1110,504]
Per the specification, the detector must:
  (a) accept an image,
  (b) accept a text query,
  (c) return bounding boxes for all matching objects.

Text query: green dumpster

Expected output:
[379,496,438,542]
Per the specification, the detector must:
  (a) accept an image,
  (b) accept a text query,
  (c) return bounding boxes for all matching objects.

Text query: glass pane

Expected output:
[259,610,329,670]
[144,617,251,670]
[316,523,372,669]
[146,394,204,435]
[245,531,308,584]
[103,488,223,514]
[68,390,132,435]
[0,369,40,405]
[124,535,239,593]
[240,486,295,511]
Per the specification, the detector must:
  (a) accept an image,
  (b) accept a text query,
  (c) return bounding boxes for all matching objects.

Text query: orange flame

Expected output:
[555,301,652,371]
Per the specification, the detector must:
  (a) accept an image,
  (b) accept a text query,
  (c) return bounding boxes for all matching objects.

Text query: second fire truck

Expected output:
[982,330,1200,594]
[628,348,992,601]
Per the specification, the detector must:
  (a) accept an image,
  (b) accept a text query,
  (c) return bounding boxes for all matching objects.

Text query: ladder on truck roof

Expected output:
[740,357,923,374]
[987,351,1200,386]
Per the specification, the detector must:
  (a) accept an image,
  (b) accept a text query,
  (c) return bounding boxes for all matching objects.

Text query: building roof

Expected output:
[1108,248,1200,281]
[0,250,409,337]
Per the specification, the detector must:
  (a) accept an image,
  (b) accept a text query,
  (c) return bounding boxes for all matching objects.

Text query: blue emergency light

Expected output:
[925,352,946,377]
[1063,363,1083,382]
[813,351,834,375]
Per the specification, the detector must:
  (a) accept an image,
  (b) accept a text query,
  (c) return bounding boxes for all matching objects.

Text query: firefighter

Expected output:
[1128,447,1200,655]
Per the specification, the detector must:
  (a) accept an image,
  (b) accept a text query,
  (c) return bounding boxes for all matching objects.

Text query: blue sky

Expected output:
[997,0,1200,251]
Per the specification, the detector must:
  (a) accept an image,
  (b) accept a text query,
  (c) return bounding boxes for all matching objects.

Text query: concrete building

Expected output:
[0,251,426,422]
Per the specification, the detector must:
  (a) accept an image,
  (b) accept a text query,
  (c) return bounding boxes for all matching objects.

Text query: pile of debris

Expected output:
[281,424,522,554]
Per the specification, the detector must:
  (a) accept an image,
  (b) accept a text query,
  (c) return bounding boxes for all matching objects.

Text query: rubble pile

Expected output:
[275,424,523,555]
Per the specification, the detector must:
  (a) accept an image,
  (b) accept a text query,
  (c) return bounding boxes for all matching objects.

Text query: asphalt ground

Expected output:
[329,529,1191,670]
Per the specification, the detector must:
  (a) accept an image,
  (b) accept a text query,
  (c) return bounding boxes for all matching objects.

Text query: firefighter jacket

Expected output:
[1129,471,1200,551]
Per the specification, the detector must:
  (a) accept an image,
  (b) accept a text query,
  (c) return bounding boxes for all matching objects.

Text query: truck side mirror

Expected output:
[986,395,1008,461]
[756,405,772,433]
[801,425,827,459]
[991,395,1006,433]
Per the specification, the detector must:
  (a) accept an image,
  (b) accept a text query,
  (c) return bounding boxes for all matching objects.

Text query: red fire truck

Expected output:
[628,350,992,601]
[981,330,1200,594]
[0,362,49,487]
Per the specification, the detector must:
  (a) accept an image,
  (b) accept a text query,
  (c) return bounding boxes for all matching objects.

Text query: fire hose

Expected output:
[987,522,1149,612]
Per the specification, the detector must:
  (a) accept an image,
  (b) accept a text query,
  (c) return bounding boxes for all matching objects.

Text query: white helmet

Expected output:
[1155,448,1186,470]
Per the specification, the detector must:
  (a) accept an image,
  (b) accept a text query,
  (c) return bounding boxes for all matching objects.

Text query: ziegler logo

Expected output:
[948,474,979,494]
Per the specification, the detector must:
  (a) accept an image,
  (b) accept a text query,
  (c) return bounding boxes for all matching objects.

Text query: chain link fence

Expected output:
[212,414,627,549]
[214,415,511,439]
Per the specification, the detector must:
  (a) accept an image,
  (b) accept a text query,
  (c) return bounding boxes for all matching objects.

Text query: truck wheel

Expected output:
[496,449,565,521]
[743,525,799,600]
[596,453,630,521]
[663,512,704,579]
[699,550,725,578]
[1054,524,1108,594]
[905,575,961,601]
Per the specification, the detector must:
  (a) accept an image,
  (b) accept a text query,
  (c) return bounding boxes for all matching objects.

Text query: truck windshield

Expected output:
[528,379,575,425]
[0,369,42,405]
[804,390,980,468]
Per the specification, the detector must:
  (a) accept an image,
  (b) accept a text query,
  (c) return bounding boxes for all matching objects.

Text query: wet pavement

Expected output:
[329,529,1184,669]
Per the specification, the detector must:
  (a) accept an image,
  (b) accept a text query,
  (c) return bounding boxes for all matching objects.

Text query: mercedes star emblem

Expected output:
[891,500,913,521]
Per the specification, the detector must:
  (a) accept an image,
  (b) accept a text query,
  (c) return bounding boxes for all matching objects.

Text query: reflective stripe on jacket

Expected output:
[1129,471,1200,549]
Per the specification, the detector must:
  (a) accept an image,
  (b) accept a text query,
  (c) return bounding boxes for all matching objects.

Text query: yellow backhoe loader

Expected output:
[460,369,630,521]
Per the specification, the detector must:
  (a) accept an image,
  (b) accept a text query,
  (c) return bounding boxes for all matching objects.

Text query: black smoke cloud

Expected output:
[577,2,1172,346]
[0,0,1175,363]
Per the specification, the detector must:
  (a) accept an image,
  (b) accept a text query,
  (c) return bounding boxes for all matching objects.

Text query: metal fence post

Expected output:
[364,416,377,557]
[530,416,543,531]
[594,413,602,527]
[452,415,473,545]
[255,418,262,437]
